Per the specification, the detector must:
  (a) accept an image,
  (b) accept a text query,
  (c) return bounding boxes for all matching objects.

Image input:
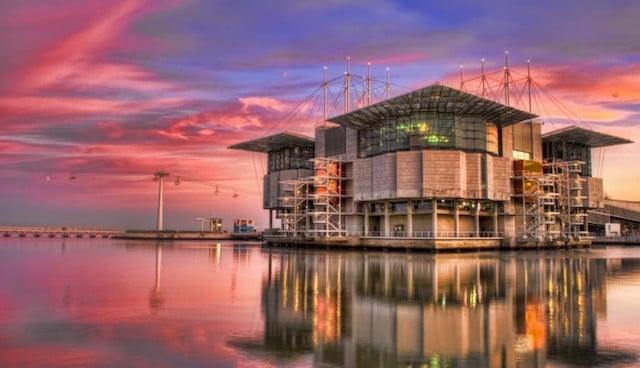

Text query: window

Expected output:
[267,146,314,173]
[357,111,502,158]
[513,150,531,160]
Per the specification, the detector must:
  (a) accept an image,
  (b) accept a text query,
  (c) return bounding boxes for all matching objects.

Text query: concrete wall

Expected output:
[465,153,482,199]
[346,127,358,158]
[372,153,397,200]
[263,169,313,209]
[585,176,604,208]
[501,125,514,159]
[314,127,326,157]
[531,122,543,162]
[459,217,475,233]
[423,151,465,198]
[352,150,514,202]
[397,151,423,198]
[413,214,432,232]
[345,215,362,233]
[353,157,373,201]
[488,156,512,201]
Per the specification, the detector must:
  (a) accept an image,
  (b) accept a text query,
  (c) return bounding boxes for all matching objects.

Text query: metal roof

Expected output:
[228,131,314,153]
[541,126,633,148]
[327,84,537,130]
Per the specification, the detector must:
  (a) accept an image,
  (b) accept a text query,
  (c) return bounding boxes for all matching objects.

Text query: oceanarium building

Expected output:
[230,84,631,250]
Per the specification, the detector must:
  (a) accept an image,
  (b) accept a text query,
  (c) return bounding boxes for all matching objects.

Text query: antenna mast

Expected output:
[322,66,328,127]
[366,62,372,106]
[385,67,391,99]
[504,51,510,106]
[481,58,487,97]
[344,57,351,113]
[527,59,532,112]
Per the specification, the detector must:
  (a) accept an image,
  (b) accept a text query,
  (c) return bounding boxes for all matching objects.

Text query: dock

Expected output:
[113,229,262,241]
[0,226,121,238]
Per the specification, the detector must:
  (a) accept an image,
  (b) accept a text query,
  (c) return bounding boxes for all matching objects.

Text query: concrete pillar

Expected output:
[407,200,414,237]
[475,200,481,237]
[432,199,438,238]
[584,215,589,236]
[454,199,460,237]
[364,203,369,236]
[384,202,390,237]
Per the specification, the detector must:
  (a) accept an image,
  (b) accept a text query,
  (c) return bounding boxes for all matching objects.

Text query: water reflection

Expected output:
[1,239,639,366]
[256,250,639,367]
[150,243,164,311]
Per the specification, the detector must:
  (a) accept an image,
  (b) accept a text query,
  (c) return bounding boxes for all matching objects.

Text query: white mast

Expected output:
[366,61,372,106]
[385,67,391,99]
[154,171,169,230]
[323,66,328,126]
[481,58,487,97]
[527,59,532,112]
[504,51,510,106]
[459,65,465,91]
[344,56,351,113]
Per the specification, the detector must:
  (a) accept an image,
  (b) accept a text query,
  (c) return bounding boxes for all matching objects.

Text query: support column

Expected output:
[269,209,273,230]
[475,200,481,237]
[583,215,589,236]
[364,202,370,236]
[407,200,414,237]
[432,199,438,238]
[454,200,460,237]
[384,201,390,237]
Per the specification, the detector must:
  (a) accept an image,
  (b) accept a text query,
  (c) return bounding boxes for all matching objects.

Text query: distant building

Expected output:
[230,84,632,250]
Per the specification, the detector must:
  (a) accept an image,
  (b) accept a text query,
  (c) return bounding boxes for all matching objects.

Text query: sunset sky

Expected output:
[1,0,639,230]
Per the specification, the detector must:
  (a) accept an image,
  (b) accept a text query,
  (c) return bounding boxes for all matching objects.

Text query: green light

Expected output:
[425,135,449,143]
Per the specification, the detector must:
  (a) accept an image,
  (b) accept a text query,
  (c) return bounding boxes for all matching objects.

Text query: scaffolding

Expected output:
[310,157,347,237]
[512,159,588,242]
[279,178,313,236]
[545,160,588,239]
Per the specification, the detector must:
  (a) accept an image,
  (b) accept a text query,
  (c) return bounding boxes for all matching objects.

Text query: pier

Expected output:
[0,226,122,238]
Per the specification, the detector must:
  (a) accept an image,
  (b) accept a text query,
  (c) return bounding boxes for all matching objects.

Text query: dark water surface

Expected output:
[1,238,639,367]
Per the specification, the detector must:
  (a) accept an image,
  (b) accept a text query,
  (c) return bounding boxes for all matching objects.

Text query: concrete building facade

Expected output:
[230,84,631,250]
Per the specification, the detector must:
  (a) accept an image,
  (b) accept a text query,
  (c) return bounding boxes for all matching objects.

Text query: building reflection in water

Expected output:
[256,250,636,367]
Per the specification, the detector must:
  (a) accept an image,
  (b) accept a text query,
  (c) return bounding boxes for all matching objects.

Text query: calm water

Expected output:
[1,239,639,367]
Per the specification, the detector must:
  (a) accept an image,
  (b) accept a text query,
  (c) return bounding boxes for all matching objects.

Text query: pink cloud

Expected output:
[96,122,125,139]
[15,0,147,93]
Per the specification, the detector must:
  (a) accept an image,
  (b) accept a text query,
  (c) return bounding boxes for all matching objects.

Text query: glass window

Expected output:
[357,111,508,158]
[267,146,314,173]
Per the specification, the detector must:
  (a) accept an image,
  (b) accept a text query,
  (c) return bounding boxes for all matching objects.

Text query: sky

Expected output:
[1,0,639,230]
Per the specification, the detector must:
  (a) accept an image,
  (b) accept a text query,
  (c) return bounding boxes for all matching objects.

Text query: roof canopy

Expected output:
[228,131,314,153]
[327,84,537,130]
[542,126,633,148]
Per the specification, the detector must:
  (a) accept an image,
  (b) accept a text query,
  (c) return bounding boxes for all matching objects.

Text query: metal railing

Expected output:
[264,229,503,239]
